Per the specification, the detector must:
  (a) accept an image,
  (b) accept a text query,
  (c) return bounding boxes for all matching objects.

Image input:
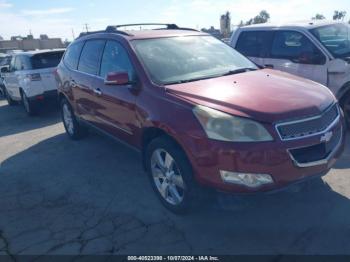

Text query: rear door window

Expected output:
[31,51,64,69]
[64,41,84,70]
[236,31,272,57]
[78,40,106,75]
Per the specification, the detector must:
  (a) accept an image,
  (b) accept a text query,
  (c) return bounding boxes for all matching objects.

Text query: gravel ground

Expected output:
[0,98,349,258]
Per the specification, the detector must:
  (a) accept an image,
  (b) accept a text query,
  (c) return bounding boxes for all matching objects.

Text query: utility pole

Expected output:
[71,28,76,39]
[83,23,89,32]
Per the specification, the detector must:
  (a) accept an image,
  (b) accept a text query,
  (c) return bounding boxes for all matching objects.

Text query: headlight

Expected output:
[193,105,273,142]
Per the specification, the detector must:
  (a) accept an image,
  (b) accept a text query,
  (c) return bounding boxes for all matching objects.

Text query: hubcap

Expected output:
[62,104,74,135]
[151,149,185,206]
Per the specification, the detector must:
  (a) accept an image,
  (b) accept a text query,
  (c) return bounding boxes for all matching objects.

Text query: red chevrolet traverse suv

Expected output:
[56,24,346,213]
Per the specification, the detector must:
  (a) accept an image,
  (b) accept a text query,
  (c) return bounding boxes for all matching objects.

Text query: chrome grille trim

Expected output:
[275,104,340,141]
[287,126,343,168]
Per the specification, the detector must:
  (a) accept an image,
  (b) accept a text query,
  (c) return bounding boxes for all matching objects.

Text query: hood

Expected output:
[165,69,335,123]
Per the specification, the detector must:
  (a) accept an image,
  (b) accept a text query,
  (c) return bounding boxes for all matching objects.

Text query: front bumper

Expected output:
[181,115,346,194]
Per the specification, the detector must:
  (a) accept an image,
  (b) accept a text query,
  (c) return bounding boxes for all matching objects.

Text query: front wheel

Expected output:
[61,98,87,140]
[145,137,200,214]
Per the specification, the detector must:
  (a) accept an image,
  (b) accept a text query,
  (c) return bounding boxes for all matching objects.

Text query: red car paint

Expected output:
[56,29,346,194]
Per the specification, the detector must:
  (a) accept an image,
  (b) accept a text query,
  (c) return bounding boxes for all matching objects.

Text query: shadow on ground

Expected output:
[0,100,60,138]
[0,129,350,255]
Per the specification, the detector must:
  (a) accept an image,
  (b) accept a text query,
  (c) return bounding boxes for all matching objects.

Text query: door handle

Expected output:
[70,79,77,88]
[264,64,274,69]
[93,88,102,96]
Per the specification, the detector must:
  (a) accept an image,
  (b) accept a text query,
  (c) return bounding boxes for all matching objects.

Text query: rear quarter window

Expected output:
[236,31,272,57]
[64,42,84,70]
[31,51,64,69]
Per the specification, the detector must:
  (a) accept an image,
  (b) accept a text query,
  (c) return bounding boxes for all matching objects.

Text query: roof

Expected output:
[240,20,345,30]
[15,48,66,56]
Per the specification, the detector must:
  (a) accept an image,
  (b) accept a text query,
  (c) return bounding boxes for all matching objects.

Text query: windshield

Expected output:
[31,51,64,69]
[132,35,257,85]
[310,23,350,58]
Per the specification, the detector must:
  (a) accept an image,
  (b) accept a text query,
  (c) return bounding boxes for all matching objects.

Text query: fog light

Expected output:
[220,170,273,188]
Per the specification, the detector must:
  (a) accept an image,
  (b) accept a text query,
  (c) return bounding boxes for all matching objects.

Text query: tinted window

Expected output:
[64,41,84,70]
[31,51,64,69]
[236,31,272,57]
[270,31,325,64]
[78,40,105,75]
[100,41,135,80]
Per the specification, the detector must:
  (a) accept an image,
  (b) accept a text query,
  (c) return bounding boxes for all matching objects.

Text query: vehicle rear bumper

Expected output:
[28,90,58,102]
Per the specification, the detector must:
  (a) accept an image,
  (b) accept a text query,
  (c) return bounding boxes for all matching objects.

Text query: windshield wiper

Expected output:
[166,75,220,85]
[221,68,257,76]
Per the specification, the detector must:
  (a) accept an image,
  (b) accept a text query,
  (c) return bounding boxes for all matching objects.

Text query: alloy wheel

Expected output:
[151,149,185,206]
[62,103,74,135]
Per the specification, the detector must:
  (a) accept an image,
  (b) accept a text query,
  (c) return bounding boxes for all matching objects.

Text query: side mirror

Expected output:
[104,72,130,85]
[0,66,9,73]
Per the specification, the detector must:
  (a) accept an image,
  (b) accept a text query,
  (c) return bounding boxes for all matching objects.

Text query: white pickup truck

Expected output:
[230,21,350,126]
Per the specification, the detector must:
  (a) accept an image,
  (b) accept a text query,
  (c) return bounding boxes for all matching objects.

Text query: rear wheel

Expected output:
[61,98,87,140]
[4,87,17,106]
[21,91,37,116]
[145,136,200,214]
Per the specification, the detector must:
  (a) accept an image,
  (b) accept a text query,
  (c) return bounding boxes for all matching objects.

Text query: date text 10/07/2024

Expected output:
[127,256,220,261]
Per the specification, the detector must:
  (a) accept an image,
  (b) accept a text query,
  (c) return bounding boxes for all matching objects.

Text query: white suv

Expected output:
[1,49,65,115]
[230,21,350,125]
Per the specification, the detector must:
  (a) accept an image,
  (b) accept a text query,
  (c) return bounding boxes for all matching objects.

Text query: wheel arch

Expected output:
[141,126,189,171]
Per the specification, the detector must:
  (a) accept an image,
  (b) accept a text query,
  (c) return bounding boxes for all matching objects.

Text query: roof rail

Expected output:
[78,28,132,39]
[77,23,198,39]
[106,23,198,32]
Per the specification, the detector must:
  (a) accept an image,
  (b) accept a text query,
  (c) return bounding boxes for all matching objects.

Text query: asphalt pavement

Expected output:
[0,98,349,257]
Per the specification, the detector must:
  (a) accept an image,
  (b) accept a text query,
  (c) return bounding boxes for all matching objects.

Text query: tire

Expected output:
[60,98,87,140]
[340,91,350,128]
[145,136,202,214]
[4,87,17,106]
[21,91,37,116]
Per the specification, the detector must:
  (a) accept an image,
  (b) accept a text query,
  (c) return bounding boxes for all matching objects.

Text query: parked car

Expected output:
[56,24,346,213]
[1,49,65,115]
[0,55,11,97]
[230,21,350,127]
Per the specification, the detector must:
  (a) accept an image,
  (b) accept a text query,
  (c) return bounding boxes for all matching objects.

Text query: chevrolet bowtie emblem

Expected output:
[320,131,333,143]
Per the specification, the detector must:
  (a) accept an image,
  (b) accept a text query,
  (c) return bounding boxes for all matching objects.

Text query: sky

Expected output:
[0,0,349,40]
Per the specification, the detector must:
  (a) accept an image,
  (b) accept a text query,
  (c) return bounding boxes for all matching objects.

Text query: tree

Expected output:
[312,14,325,20]
[333,10,347,21]
[245,10,270,25]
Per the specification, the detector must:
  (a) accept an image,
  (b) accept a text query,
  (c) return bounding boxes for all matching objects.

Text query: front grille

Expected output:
[277,104,339,140]
[289,126,342,164]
